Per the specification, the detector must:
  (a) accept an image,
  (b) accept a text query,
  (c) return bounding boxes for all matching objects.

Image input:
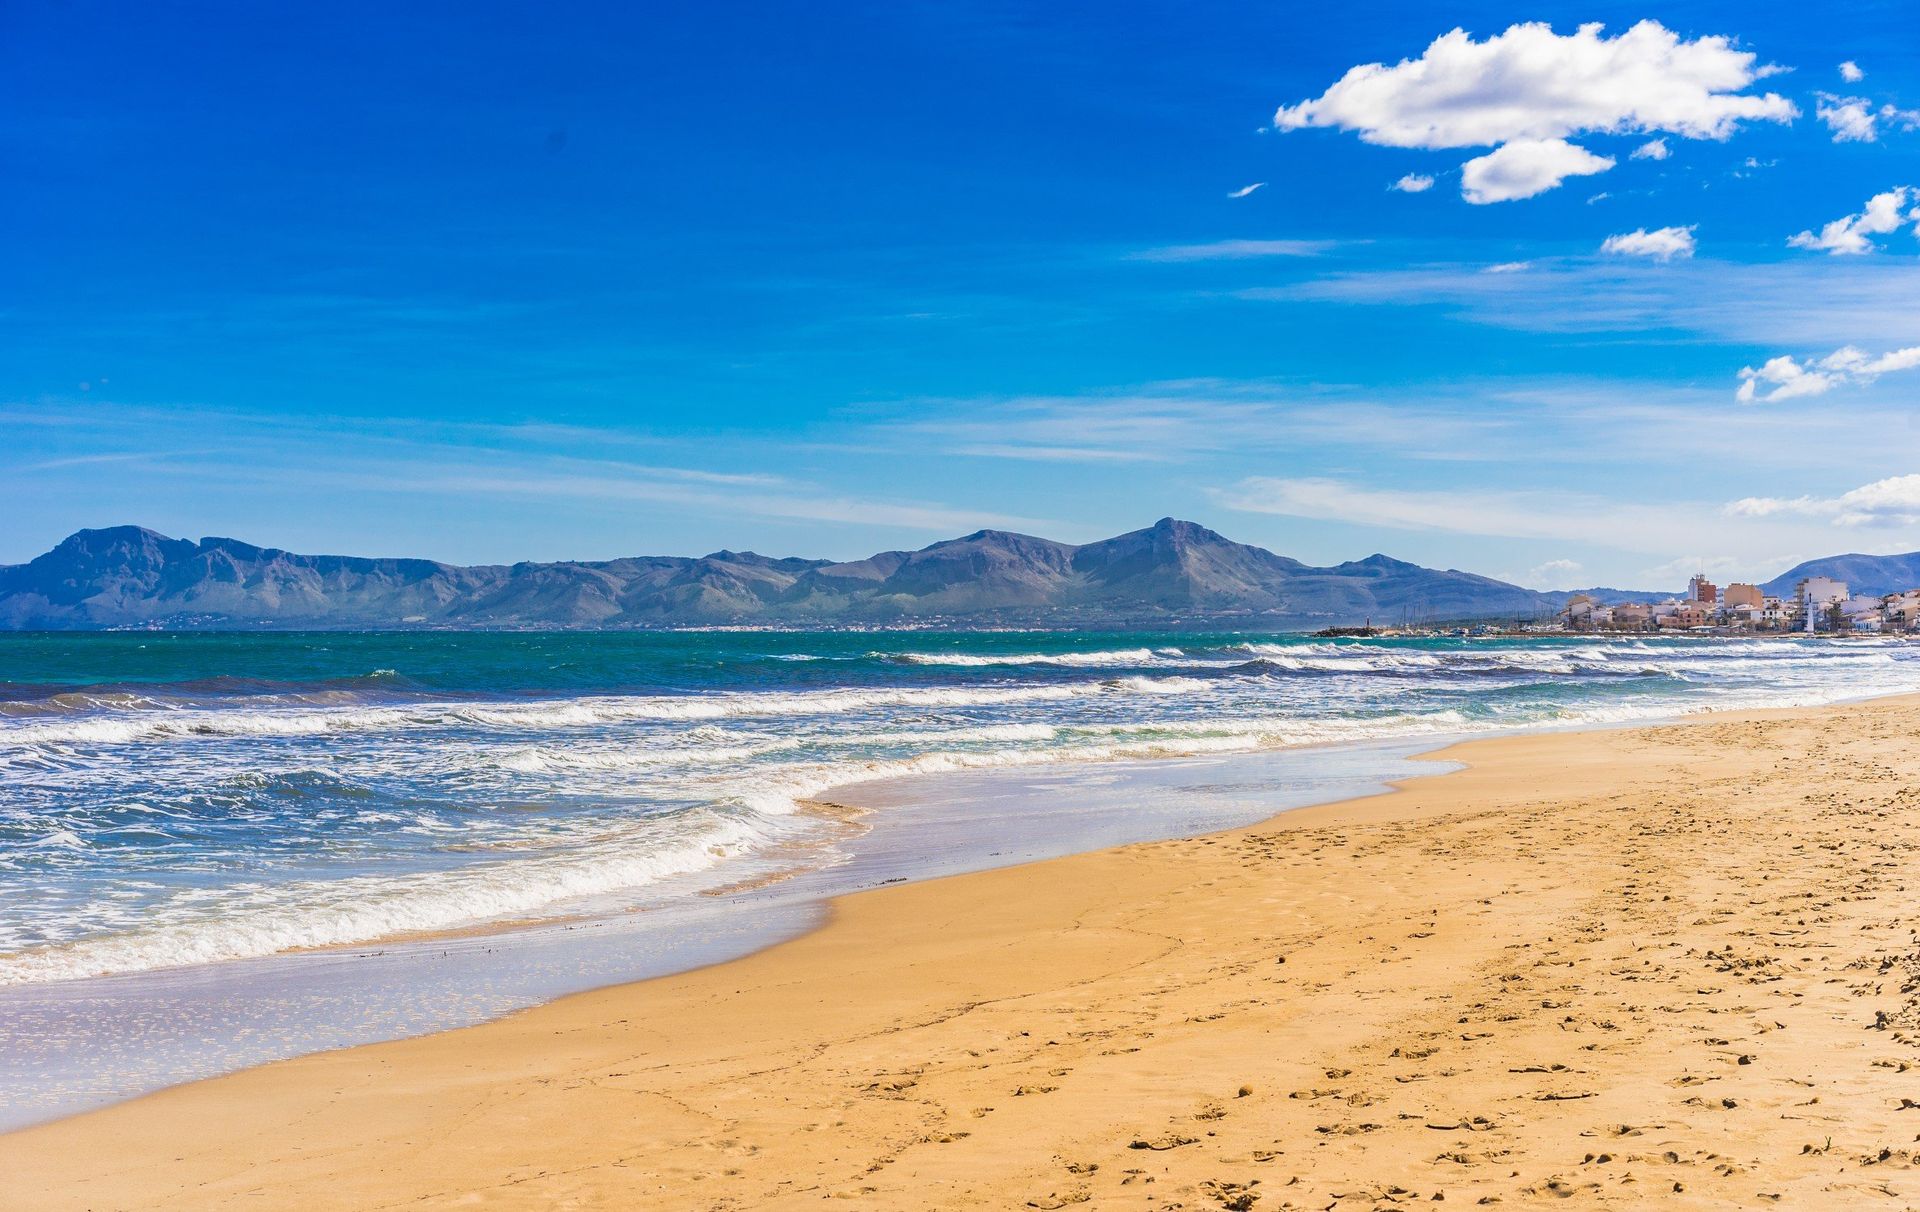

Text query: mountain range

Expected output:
[8,522,1912,631]
[0,520,1570,630]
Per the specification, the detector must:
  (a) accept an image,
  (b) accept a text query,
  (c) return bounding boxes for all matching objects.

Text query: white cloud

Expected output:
[1214,476,1822,566]
[1736,343,1920,402]
[1787,187,1920,254]
[1390,173,1435,193]
[392,467,1060,534]
[1817,93,1879,141]
[1460,138,1615,204]
[1840,60,1864,83]
[1735,354,1841,402]
[1218,473,1920,568]
[1643,553,1748,582]
[1600,225,1697,262]
[1273,21,1795,147]
[1226,182,1266,199]
[1272,21,1796,201]
[1131,238,1334,262]
[1526,558,1585,588]
[1222,476,1559,539]
[1631,137,1671,160]
[1484,261,1532,273]
[1255,255,1920,353]
[882,385,1517,466]
[1216,476,1694,548]
[1814,94,1920,143]
[1727,474,1920,527]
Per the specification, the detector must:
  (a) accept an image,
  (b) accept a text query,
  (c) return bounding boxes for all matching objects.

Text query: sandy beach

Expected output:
[7,696,1920,1209]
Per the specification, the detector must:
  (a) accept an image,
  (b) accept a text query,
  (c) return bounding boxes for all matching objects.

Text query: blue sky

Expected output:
[5,1,1920,588]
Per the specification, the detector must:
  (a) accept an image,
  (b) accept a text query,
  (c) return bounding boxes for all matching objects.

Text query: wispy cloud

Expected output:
[1217,475,1657,545]
[15,450,191,472]
[1525,558,1584,589]
[4,401,1062,544]
[875,383,1515,465]
[1727,474,1920,527]
[1130,238,1335,262]
[1641,553,1756,582]
[1226,182,1266,199]
[1216,473,1920,570]
[365,464,1060,535]
[1249,255,1920,350]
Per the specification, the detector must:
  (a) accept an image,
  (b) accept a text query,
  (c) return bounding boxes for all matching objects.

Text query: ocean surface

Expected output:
[4,630,1919,991]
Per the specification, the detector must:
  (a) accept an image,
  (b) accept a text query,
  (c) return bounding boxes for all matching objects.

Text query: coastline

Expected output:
[0,735,1447,1132]
[8,694,1920,1208]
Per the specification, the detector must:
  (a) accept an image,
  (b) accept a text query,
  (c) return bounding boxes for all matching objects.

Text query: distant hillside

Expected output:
[1761,552,1920,599]
[0,519,1567,630]
[1562,586,1677,605]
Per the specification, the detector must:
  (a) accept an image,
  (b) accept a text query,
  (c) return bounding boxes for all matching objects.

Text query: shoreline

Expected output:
[9,693,1920,1207]
[0,733,1446,1133]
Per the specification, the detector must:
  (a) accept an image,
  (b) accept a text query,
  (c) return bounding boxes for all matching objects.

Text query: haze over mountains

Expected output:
[1759,553,1920,599]
[5,521,1909,631]
[2,520,1571,630]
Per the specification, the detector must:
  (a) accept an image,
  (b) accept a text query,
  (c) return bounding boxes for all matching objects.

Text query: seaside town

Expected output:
[1560,574,1920,635]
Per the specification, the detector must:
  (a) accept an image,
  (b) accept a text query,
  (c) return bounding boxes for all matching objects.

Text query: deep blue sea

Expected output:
[4,630,1918,988]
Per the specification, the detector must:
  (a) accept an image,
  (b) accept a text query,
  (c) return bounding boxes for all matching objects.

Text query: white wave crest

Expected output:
[886,647,1162,668]
[0,809,778,986]
[0,684,1109,753]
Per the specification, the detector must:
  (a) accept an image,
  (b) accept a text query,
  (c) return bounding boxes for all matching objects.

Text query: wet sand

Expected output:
[6,697,1920,1209]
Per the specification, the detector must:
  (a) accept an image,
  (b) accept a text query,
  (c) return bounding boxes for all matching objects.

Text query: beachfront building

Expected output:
[1560,593,1602,628]
[1796,577,1848,633]
[1610,602,1652,631]
[1559,576,1920,635]
[1558,593,1623,630]
[1842,596,1885,633]
[1887,590,1920,631]
[1797,576,1848,611]
[1657,601,1712,629]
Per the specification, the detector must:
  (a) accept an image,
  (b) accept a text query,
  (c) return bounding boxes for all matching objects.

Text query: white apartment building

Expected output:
[1796,577,1848,632]
[1841,596,1885,632]
[1796,576,1848,609]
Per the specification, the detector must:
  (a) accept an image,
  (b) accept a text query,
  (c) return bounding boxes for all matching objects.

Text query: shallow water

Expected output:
[0,739,1447,1129]
[3,631,1916,986]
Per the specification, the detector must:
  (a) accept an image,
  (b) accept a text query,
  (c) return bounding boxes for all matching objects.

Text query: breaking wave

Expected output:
[3,631,1917,985]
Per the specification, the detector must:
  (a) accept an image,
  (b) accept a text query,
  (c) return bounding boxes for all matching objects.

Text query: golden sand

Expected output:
[6,698,1920,1209]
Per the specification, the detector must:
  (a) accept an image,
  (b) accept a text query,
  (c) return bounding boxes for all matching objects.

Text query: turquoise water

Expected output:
[3,630,1916,986]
